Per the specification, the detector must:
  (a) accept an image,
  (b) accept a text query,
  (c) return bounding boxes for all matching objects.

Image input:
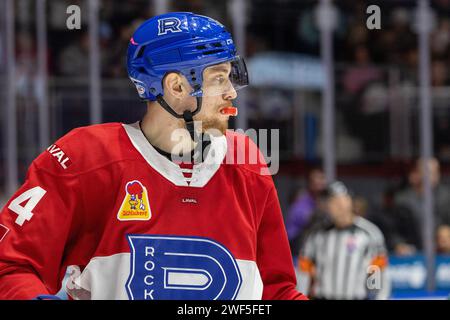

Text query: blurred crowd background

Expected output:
[1,0,450,299]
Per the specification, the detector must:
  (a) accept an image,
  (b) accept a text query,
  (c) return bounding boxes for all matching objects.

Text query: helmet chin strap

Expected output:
[156,95,203,142]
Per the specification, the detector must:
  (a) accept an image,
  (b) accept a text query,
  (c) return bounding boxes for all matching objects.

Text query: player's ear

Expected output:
[163,72,192,99]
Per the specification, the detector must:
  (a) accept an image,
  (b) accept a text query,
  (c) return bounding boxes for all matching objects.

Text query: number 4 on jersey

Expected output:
[8,187,46,226]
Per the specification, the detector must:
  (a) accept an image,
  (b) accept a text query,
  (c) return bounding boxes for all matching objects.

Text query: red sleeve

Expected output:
[0,160,81,299]
[256,183,308,300]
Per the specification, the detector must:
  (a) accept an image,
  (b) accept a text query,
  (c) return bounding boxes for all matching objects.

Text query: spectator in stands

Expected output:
[368,188,420,254]
[104,20,143,78]
[15,32,37,96]
[393,158,450,255]
[353,195,369,218]
[284,167,326,255]
[431,18,450,58]
[437,225,450,255]
[431,60,449,87]
[58,31,90,76]
[341,44,387,157]
[342,45,382,95]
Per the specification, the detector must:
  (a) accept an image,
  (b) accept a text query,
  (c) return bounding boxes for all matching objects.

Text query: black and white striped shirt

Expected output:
[298,216,390,300]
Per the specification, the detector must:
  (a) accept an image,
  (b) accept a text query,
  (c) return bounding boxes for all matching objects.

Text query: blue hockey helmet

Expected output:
[127,12,249,102]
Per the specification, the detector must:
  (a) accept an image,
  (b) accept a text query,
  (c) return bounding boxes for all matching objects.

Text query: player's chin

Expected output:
[201,118,229,136]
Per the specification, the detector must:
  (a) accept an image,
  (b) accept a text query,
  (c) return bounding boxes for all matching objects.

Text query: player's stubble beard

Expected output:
[197,114,228,136]
[194,103,230,136]
[173,111,228,136]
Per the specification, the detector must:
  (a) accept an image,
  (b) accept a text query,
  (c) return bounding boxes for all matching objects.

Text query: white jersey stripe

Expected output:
[66,254,262,300]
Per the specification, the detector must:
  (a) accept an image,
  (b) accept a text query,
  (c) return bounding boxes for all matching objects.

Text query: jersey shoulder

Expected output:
[33,122,135,175]
[354,216,385,243]
[224,130,272,178]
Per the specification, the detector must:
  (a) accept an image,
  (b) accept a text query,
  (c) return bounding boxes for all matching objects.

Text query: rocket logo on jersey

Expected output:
[117,180,151,221]
[126,235,242,300]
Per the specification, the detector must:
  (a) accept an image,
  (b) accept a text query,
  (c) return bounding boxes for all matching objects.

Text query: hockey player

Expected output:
[0,12,307,300]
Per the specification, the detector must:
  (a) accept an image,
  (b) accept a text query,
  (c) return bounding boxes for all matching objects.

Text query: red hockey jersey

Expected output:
[0,122,306,300]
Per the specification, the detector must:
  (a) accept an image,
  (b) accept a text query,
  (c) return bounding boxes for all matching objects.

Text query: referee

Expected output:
[297,181,390,300]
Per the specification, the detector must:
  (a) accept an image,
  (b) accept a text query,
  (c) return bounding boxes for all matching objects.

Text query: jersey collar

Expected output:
[122,121,227,187]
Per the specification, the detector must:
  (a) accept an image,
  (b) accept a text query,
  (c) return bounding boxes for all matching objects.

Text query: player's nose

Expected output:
[223,85,237,101]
